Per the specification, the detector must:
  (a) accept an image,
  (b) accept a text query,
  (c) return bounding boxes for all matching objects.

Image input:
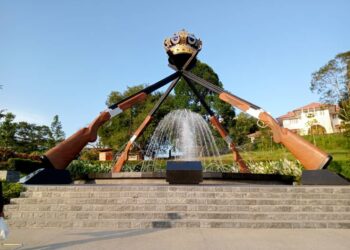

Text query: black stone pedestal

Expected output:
[301,170,349,185]
[166,161,203,184]
[20,168,72,185]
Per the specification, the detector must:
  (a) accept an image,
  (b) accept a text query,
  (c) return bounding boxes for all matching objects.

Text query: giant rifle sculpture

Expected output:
[44,30,332,173]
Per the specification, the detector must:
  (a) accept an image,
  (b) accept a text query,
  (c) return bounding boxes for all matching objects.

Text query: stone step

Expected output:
[10,197,350,206]
[5,211,350,221]
[5,204,350,213]
[19,191,350,199]
[6,185,350,229]
[5,218,350,229]
[22,185,350,193]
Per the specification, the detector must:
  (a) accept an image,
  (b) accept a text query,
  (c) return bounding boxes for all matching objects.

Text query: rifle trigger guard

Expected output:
[257,119,268,129]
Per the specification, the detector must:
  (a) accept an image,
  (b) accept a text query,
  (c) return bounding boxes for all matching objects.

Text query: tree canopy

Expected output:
[51,115,65,144]
[310,51,350,132]
[310,51,350,104]
[0,112,65,153]
[174,60,236,128]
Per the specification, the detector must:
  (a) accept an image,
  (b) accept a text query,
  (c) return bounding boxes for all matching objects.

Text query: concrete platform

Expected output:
[2,228,350,250]
[85,172,294,185]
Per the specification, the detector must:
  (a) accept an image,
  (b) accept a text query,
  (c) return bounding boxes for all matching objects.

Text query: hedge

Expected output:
[2,181,25,205]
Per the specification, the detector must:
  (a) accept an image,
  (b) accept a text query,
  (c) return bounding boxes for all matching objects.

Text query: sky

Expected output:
[0,0,349,136]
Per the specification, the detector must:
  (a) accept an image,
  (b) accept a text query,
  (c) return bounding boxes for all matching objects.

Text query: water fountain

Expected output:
[141,109,226,173]
[142,109,233,183]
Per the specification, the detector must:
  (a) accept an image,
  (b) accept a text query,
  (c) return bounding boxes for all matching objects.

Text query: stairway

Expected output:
[4,185,350,229]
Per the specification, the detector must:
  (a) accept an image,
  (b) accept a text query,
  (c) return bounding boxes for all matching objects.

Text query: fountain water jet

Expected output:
[142,109,226,171]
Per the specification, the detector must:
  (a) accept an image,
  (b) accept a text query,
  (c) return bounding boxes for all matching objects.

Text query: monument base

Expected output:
[166,161,203,184]
[301,169,349,185]
[20,169,72,185]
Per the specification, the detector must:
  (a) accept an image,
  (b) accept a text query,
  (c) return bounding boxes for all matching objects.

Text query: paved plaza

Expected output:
[1,228,350,250]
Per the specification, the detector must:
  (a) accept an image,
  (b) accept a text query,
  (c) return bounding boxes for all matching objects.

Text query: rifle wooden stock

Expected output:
[219,92,332,170]
[46,112,111,170]
[258,112,332,170]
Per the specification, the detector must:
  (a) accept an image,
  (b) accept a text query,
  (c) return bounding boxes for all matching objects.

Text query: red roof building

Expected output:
[277,102,343,135]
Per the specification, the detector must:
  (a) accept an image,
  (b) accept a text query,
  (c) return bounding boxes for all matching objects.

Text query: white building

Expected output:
[277,102,343,135]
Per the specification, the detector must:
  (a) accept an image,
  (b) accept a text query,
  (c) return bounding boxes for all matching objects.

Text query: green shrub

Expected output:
[328,160,343,173]
[203,160,237,172]
[303,133,350,150]
[247,159,302,179]
[341,163,350,180]
[67,160,112,179]
[328,160,350,180]
[124,161,145,172]
[80,149,99,161]
[2,181,25,204]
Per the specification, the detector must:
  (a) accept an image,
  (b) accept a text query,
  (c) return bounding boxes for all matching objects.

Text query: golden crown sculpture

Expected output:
[164,29,202,69]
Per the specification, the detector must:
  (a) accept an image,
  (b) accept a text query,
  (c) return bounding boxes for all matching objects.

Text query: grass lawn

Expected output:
[326,149,350,162]
[219,148,349,179]
[229,149,349,162]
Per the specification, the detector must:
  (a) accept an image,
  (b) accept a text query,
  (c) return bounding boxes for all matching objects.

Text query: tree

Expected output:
[12,121,53,153]
[310,51,350,130]
[15,122,52,152]
[174,60,236,128]
[0,111,59,153]
[0,109,6,120]
[230,113,259,146]
[310,51,349,103]
[50,115,65,145]
[0,112,17,149]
